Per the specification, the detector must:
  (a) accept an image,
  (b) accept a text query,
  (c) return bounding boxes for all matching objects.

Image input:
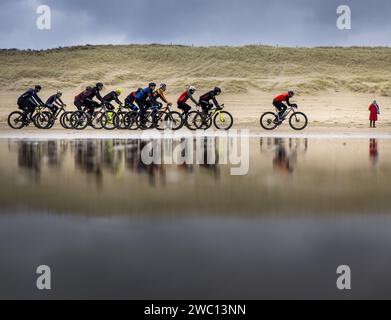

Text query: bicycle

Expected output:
[260,104,308,131]
[44,104,73,129]
[186,104,234,131]
[152,103,184,131]
[71,101,119,130]
[116,105,139,130]
[8,105,52,129]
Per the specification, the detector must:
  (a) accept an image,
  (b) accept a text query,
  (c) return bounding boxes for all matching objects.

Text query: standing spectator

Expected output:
[369,100,380,128]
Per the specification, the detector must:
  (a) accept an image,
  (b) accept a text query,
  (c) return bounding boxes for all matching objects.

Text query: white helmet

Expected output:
[189,86,197,92]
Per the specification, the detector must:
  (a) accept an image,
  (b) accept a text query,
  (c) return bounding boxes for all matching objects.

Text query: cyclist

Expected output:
[177,86,198,114]
[273,91,296,122]
[135,82,157,114]
[83,82,105,116]
[46,91,66,115]
[74,86,92,111]
[103,88,123,110]
[199,87,222,114]
[17,85,45,121]
[153,83,171,109]
[125,88,143,111]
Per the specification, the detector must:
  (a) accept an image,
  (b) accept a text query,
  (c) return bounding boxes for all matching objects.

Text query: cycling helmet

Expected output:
[96,82,104,89]
[115,88,123,95]
[160,83,167,90]
[56,91,63,96]
[189,85,197,92]
[288,90,295,97]
[149,82,157,87]
[214,87,222,94]
[35,85,42,91]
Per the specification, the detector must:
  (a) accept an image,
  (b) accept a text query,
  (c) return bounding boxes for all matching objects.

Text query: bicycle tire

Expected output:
[289,112,308,131]
[260,112,279,131]
[7,111,25,129]
[213,111,234,130]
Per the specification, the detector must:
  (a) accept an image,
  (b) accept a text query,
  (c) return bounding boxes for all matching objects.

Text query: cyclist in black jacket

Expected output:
[17,85,45,120]
[103,88,123,110]
[46,91,66,115]
[199,87,222,114]
[83,82,105,115]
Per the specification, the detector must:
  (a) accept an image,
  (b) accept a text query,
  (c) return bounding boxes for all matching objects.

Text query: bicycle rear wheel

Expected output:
[33,111,52,129]
[8,111,25,129]
[214,111,233,130]
[289,112,308,131]
[70,111,89,130]
[136,111,154,130]
[260,112,278,130]
[194,113,212,130]
[102,112,119,130]
[126,112,139,130]
[117,111,131,129]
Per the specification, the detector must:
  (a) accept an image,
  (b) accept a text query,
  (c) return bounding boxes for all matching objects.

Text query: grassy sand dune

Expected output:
[1,45,391,95]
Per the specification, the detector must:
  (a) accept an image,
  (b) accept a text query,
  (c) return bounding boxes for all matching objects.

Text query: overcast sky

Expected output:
[0,0,390,49]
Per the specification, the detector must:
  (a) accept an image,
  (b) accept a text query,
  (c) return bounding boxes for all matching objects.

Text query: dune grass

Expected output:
[1,44,391,95]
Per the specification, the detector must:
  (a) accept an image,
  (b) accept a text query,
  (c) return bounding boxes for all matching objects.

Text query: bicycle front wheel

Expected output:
[260,112,278,130]
[214,111,233,130]
[60,112,73,129]
[163,111,183,131]
[136,111,154,130]
[90,112,105,129]
[185,111,200,131]
[289,112,308,131]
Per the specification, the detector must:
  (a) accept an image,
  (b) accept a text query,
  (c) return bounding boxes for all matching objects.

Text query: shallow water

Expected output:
[0,137,390,299]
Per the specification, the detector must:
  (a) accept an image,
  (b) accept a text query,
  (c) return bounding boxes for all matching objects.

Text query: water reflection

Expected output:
[11,138,221,187]
[370,139,379,167]
[260,138,308,174]
[1,137,390,216]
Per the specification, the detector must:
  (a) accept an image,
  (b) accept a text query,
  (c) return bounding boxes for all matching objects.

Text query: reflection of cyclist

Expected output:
[273,91,295,121]
[46,91,66,115]
[17,85,45,121]
[103,88,123,110]
[84,83,105,116]
[177,86,198,114]
[125,88,143,111]
[273,140,293,174]
[199,87,222,114]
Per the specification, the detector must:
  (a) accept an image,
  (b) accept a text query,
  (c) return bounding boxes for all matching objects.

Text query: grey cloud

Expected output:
[0,0,390,49]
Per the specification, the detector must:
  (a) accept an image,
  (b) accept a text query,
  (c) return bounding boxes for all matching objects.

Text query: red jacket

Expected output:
[369,104,378,121]
[274,93,289,102]
[178,91,189,104]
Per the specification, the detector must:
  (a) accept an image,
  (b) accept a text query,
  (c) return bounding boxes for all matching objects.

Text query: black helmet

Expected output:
[96,82,104,88]
[35,85,42,91]
[149,82,157,87]
[214,87,222,93]
[288,90,295,97]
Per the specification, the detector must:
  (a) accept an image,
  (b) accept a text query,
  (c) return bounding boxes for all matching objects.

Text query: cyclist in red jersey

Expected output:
[273,91,295,121]
[177,86,199,114]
